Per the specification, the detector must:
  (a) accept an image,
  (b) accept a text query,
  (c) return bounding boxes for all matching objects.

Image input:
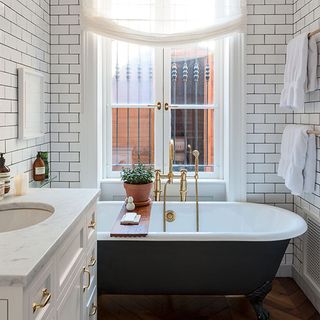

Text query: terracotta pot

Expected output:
[123,182,153,206]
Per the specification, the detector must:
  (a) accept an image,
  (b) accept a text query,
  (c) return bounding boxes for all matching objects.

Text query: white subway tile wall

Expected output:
[248,0,320,273]
[247,0,307,268]
[292,0,320,279]
[246,0,294,216]
[50,0,80,188]
[0,0,50,179]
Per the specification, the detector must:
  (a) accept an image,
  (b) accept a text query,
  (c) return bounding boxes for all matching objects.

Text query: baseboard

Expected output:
[293,267,320,313]
[276,264,292,277]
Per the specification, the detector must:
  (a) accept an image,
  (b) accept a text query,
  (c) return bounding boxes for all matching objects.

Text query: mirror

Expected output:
[18,68,45,140]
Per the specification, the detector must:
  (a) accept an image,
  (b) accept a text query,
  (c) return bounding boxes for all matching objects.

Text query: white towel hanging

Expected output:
[278,125,316,196]
[280,33,318,110]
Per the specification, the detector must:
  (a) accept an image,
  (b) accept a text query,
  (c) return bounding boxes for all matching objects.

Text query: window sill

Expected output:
[100,178,226,201]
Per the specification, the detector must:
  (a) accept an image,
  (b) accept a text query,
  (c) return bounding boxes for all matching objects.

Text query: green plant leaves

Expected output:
[121,163,154,184]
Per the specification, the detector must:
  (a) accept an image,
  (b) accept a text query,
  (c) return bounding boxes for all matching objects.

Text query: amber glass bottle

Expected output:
[33,152,46,181]
[0,153,10,194]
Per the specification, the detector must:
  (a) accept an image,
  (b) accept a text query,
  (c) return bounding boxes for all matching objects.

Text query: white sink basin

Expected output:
[0,202,55,233]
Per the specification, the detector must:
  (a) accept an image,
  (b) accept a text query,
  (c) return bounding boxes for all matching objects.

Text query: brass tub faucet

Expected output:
[153,140,200,232]
[180,169,187,202]
[154,169,162,201]
[168,139,175,183]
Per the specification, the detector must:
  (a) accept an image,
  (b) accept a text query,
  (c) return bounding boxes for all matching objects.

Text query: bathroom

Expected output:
[0,0,319,319]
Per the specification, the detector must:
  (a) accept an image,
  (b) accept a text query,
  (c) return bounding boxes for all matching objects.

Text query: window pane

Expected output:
[170,43,215,172]
[112,40,155,105]
[111,40,155,171]
[112,108,154,171]
[171,109,214,172]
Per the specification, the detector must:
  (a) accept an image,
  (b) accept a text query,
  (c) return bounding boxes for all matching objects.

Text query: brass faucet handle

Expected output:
[168,140,175,183]
[193,150,199,175]
[170,140,174,152]
[154,169,162,201]
[179,169,188,202]
[180,169,188,182]
[169,140,175,161]
[193,150,200,158]
[167,172,174,184]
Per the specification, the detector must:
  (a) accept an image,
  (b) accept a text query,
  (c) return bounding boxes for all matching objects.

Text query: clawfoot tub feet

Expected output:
[247,281,272,320]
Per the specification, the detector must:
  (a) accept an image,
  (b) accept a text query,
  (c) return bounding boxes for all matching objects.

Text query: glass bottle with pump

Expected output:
[33,152,46,181]
[0,153,10,194]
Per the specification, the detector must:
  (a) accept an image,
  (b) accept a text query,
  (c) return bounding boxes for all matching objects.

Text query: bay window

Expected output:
[81,0,246,200]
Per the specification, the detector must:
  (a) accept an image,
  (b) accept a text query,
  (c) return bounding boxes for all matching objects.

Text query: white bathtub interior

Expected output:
[97,201,307,241]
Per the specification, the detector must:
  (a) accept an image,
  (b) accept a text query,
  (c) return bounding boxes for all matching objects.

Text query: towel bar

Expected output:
[307,130,320,136]
[308,28,320,38]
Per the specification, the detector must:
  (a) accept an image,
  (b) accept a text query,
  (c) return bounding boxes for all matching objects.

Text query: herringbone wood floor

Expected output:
[98,278,320,320]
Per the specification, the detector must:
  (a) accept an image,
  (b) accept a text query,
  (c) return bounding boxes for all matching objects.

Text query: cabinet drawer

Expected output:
[28,262,54,320]
[86,287,97,320]
[56,220,85,292]
[85,242,97,301]
[86,207,96,243]
[0,300,8,320]
[56,257,85,320]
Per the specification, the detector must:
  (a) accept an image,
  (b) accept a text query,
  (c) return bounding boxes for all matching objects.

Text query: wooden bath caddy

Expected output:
[110,202,152,237]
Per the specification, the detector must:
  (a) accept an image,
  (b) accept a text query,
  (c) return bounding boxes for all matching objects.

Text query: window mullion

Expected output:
[154,47,165,172]
[162,47,172,173]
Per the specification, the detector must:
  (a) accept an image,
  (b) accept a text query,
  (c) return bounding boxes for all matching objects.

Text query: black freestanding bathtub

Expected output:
[97,201,307,320]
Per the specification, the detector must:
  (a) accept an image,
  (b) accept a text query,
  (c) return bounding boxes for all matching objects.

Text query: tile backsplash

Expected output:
[246,0,294,210]
[291,0,320,294]
[50,0,81,188]
[0,0,80,186]
[0,0,50,178]
[247,0,319,274]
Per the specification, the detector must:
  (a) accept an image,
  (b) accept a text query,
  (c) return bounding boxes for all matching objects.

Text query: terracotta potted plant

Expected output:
[121,163,154,206]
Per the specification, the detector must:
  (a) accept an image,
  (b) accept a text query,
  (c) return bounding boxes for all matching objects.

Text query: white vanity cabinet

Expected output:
[0,202,98,320]
[56,256,86,320]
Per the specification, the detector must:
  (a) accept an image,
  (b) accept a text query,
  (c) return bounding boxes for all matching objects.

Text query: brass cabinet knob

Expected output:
[89,303,97,316]
[83,267,91,292]
[88,219,96,229]
[32,288,51,313]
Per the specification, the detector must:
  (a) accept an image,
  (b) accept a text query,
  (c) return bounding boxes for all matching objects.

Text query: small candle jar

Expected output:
[14,173,28,196]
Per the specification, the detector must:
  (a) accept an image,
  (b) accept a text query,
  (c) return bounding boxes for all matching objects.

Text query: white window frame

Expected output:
[102,40,223,180]
[103,42,164,178]
[162,46,223,180]
[80,32,246,202]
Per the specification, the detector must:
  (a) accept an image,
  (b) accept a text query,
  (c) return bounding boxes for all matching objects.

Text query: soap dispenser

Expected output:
[0,153,10,194]
[33,152,46,181]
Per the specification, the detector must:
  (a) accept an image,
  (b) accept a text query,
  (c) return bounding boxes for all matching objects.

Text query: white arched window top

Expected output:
[81,0,246,46]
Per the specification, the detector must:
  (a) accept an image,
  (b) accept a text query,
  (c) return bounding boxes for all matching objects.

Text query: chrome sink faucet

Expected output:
[153,140,200,232]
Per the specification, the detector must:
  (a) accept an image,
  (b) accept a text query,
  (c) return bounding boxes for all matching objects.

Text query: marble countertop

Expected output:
[0,188,100,287]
